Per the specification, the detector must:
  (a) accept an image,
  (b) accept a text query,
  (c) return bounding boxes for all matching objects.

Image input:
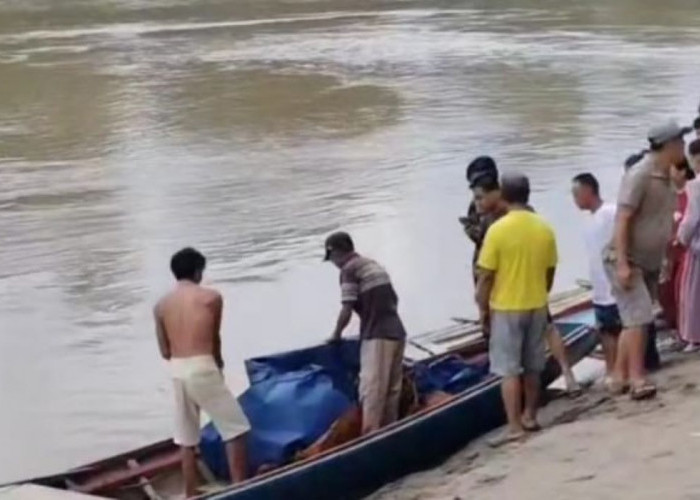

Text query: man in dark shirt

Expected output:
[325,231,407,434]
[460,156,500,282]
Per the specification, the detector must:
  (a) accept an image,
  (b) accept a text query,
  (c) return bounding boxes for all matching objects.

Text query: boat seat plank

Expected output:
[74,451,180,494]
[126,459,163,500]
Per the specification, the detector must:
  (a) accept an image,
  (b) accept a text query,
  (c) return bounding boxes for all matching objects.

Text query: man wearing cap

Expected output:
[460,156,500,283]
[605,120,690,400]
[325,232,407,434]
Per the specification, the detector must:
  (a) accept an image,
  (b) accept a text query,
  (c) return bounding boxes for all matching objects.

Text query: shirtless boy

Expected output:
[154,247,249,498]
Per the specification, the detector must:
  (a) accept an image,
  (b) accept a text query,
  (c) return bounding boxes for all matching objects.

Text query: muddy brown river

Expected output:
[0,0,699,483]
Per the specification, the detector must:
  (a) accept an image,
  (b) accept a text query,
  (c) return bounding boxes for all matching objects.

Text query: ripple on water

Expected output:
[1,0,700,485]
[161,68,404,141]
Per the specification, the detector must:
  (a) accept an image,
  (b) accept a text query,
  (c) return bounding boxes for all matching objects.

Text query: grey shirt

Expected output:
[611,155,675,271]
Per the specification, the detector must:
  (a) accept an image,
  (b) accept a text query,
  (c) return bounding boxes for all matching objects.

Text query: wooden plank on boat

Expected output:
[126,459,163,500]
[74,449,180,494]
[0,485,100,499]
[406,287,591,361]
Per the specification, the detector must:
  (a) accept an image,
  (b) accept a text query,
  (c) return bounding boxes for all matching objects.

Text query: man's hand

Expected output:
[617,260,633,290]
[481,318,491,340]
[479,308,491,340]
[330,304,353,345]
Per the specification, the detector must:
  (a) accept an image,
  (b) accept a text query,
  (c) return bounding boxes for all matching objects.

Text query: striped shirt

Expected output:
[340,254,407,341]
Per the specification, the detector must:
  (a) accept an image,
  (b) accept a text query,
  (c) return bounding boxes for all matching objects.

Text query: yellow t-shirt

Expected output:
[477,210,558,311]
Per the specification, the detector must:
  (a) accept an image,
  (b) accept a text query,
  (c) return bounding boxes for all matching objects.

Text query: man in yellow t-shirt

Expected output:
[476,173,558,444]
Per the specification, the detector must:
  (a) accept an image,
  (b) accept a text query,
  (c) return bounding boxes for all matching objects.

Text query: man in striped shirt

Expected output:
[325,232,407,434]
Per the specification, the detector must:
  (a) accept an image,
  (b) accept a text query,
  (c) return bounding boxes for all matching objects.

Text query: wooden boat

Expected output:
[2,288,595,500]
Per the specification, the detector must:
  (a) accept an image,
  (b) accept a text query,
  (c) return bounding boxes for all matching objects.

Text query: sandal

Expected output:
[630,382,657,401]
[521,420,542,432]
[605,378,629,396]
[566,385,583,399]
[564,375,583,398]
[488,431,526,448]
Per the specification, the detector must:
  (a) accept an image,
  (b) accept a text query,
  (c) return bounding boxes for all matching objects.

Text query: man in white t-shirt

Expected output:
[572,173,621,382]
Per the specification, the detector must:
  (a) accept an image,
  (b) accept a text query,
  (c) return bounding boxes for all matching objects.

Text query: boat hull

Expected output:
[206,322,596,500]
[11,299,596,500]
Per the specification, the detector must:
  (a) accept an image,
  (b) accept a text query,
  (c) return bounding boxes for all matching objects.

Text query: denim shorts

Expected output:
[594,303,622,335]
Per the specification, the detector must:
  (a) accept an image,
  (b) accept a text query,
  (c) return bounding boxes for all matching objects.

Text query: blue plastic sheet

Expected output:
[200,340,361,479]
[245,340,360,399]
[412,355,489,398]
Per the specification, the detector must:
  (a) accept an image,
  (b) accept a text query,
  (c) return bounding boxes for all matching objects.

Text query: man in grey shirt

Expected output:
[605,120,690,400]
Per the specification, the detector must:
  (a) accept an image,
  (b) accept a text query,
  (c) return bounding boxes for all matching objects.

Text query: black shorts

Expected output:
[594,304,623,335]
[546,309,553,323]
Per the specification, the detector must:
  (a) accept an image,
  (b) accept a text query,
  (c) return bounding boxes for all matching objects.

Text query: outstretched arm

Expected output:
[330,304,353,342]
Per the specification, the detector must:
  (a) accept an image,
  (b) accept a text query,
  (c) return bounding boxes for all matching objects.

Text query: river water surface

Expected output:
[1,0,699,483]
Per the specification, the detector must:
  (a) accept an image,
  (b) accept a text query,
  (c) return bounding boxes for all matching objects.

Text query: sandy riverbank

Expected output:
[370,350,700,500]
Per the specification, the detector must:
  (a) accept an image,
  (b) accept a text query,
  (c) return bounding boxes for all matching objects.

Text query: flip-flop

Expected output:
[630,382,657,401]
[521,420,542,432]
[565,385,583,399]
[605,378,630,396]
[488,431,526,448]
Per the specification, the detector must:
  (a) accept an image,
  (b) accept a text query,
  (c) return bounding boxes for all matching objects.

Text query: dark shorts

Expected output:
[594,304,622,335]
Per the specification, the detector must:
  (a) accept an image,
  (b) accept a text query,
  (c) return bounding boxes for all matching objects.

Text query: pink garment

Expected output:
[678,252,700,343]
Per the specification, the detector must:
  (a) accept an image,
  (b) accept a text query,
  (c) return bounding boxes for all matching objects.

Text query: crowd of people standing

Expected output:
[463,113,700,443]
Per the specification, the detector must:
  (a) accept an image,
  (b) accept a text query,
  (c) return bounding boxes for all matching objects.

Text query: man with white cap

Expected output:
[604,120,690,400]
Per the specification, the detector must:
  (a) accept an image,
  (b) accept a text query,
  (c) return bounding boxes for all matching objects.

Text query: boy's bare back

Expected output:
[155,282,222,360]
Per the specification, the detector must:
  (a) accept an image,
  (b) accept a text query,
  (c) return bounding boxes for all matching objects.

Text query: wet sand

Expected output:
[371,351,700,500]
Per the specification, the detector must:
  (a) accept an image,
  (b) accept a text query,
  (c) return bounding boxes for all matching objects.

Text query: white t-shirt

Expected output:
[583,203,617,306]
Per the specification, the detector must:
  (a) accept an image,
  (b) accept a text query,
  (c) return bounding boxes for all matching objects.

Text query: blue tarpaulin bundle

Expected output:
[199,340,491,479]
[412,354,489,398]
[245,340,360,398]
[200,340,361,479]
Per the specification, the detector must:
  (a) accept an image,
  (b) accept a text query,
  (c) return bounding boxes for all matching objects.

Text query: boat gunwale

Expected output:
[202,301,593,498]
[12,294,593,499]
